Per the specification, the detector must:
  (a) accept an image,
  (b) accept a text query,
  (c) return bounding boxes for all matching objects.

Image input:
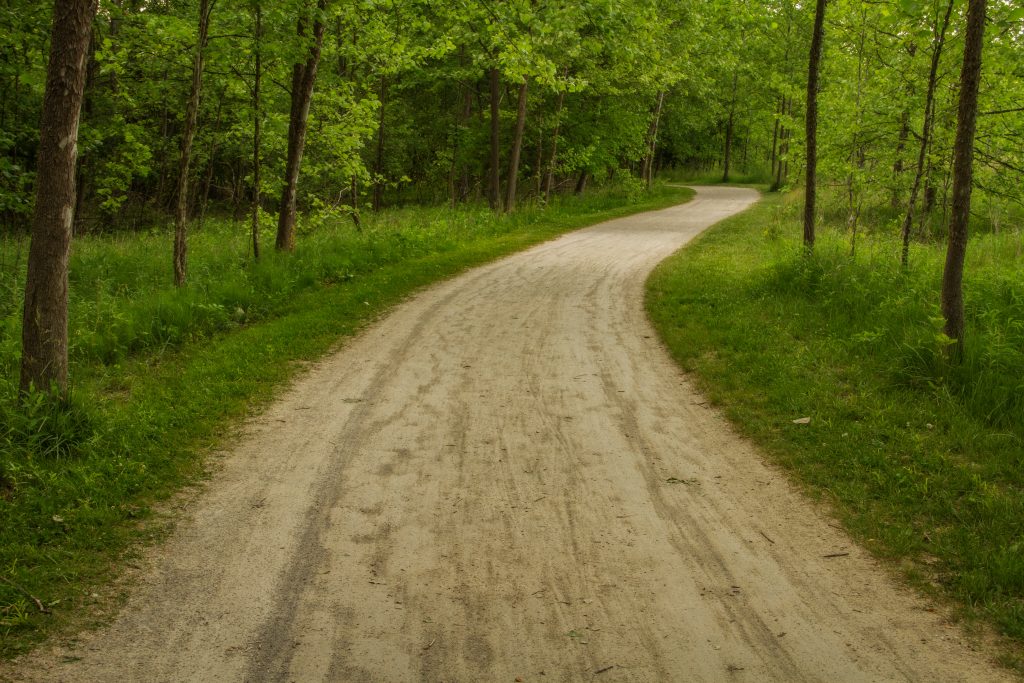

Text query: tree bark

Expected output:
[250,1,262,260]
[543,89,565,204]
[770,99,781,179]
[574,169,588,195]
[20,0,98,394]
[372,75,387,211]
[276,0,326,251]
[722,75,738,182]
[803,0,827,252]
[901,0,954,268]
[504,79,528,212]
[941,0,986,353]
[199,85,227,227]
[487,67,501,211]
[891,108,910,207]
[641,91,665,187]
[172,0,213,286]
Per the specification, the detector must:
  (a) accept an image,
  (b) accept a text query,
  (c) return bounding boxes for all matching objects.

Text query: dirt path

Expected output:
[4,186,1009,682]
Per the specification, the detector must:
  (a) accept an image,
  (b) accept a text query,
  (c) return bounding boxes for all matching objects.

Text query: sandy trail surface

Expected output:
[3,186,1009,682]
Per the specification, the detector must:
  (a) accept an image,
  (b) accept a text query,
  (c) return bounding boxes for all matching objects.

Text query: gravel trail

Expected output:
[3,186,1008,682]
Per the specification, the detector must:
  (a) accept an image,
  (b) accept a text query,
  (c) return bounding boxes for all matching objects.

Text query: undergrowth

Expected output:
[647,188,1024,665]
[0,182,695,658]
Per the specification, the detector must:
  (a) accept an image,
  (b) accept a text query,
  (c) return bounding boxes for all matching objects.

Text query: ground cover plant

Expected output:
[647,188,1024,667]
[0,183,694,657]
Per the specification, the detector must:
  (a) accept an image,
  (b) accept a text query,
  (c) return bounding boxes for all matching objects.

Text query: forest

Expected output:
[1,0,1023,666]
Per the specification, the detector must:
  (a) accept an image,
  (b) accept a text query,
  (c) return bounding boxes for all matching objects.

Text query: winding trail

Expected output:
[5,186,1008,682]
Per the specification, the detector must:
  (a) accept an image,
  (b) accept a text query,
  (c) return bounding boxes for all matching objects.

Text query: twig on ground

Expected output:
[0,575,50,614]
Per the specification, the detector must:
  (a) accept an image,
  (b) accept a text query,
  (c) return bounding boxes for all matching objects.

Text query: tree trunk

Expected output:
[803,0,827,252]
[504,79,528,212]
[250,2,262,261]
[641,91,665,187]
[941,0,986,354]
[487,67,501,211]
[172,0,212,286]
[543,89,565,204]
[574,169,588,195]
[276,0,326,251]
[372,75,387,211]
[772,97,790,192]
[901,0,954,268]
[199,85,227,227]
[770,101,781,179]
[891,109,910,207]
[722,74,738,182]
[20,0,98,394]
[350,175,360,229]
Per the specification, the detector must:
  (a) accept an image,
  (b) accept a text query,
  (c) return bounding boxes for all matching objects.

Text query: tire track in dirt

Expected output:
[2,186,1010,682]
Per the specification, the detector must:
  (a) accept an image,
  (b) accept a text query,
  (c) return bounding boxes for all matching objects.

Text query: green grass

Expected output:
[0,182,695,658]
[647,189,1024,666]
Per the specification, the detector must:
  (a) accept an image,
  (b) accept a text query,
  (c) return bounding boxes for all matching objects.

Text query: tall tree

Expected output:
[941,0,987,354]
[504,79,528,212]
[276,0,326,251]
[172,0,214,286]
[20,0,99,394]
[900,0,955,268]
[250,0,263,260]
[803,0,827,252]
[487,67,501,212]
[722,75,738,183]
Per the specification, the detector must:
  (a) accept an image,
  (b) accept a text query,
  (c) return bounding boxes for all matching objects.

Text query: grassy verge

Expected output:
[0,183,695,658]
[647,189,1024,667]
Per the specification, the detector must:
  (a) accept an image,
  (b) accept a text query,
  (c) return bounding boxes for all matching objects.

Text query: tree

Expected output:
[276,0,326,251]
[941,0,987,354]
[19,0,99,394]
[803,0,827,252]
[487,67,501,212]
[504,78,528,212]
[900,0,955,268]
[250,0,263,260]
[172,0,214,286]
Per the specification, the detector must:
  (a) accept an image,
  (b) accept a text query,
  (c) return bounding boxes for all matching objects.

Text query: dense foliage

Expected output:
[0,0,1020,241]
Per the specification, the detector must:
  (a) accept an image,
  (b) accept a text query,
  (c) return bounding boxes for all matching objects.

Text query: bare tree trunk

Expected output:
[20,0,98,394]
[901,0,954,268]
[172,0,213,286]
[250,1,262,261]
[543,89,565,204]
[487,67,501,211]
[504,79,528,212]
[941,0,986,354]
[803,0,827,252]
[276,0,326,251]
